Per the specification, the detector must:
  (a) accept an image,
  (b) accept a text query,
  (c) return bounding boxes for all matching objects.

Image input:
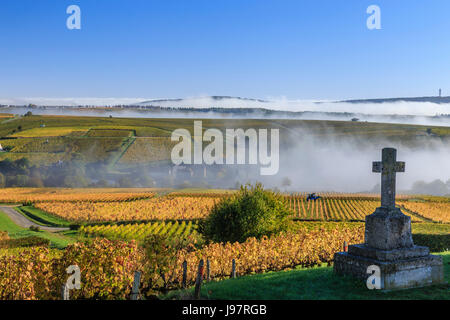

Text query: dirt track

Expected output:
[0,205,69,232]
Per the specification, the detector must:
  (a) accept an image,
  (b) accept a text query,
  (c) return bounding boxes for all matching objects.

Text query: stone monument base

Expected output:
[334,244,445,291]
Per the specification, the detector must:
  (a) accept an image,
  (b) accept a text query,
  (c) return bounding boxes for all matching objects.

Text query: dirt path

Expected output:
[0,205,70,232]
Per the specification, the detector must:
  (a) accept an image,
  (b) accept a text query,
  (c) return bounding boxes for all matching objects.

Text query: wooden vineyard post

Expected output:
[61,284,69,300]
[206,259,211,282]
[194,259,204,300]
[182,260,188,288]
[130,271,141,300]
[231,259,236,278]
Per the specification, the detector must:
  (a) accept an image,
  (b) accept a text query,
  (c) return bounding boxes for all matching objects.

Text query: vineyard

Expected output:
[287,195,423,222]
[0,187,448,300]
[0,188,157,203]
[79,221,198,241]
[86,129,134,137]
[0,225,365,299]
[118,137,177,164]
[24,193,448,223]
[0,137,66,153]
[0,152,64,165]
[398,201,450,223]
[35,196,219,222]
[10,127,90,137]
[0,188,445,224]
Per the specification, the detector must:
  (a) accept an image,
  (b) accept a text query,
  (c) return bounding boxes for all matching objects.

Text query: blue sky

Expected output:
[0,0,449,100]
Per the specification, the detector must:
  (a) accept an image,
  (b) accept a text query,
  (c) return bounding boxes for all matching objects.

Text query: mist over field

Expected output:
[1,96,450,127]
[1,97,449,195]
[267,130,450,194]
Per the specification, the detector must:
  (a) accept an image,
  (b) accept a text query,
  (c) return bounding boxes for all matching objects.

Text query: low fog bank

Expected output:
[251,131,450,195]
[1,95,450,117]
[1,106,449,127]
[1,129,448,195]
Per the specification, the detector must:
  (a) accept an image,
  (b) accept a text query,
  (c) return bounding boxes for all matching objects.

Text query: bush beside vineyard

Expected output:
[200,184,293,243]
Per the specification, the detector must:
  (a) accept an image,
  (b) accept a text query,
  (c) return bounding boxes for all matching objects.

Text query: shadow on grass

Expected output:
[163,252,449,300]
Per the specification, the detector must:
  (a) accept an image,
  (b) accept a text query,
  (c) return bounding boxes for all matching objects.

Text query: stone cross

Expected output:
[372,148,405,209]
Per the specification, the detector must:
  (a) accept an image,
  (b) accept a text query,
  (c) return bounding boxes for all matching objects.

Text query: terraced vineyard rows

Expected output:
[118,137,177,163]
[86,129,134,137]
[80,221,198,240]
[0,138,66,153]
[0,152,64,165]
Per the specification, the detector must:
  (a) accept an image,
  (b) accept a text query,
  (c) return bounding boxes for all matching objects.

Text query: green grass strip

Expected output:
[17,206,72,227]
[164,252,449,300]
[0,210,75,249]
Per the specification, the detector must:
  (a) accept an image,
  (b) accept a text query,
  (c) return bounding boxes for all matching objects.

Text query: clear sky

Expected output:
[1,0,449,100]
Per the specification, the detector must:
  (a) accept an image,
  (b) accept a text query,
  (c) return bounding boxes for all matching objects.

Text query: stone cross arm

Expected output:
[372,161,405,173]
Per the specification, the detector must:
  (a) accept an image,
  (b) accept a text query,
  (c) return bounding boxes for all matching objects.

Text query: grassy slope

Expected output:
[2,115,449,140]
[166,252,449,300]
[0,209,75,248]
[1,114,448,167]
[17,206,72,227]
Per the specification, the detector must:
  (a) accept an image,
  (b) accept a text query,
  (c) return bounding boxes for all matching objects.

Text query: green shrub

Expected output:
[199,183,293,243]
[0,236,50,249]
[29,225,40,232]
[413,234,450,252]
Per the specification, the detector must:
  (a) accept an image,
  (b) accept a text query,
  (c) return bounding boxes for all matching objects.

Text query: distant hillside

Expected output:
[140,96,268,105]
[339,96,450,104]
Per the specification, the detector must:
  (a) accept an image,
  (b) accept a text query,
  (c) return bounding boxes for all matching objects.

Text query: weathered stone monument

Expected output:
[334,147,444,290]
